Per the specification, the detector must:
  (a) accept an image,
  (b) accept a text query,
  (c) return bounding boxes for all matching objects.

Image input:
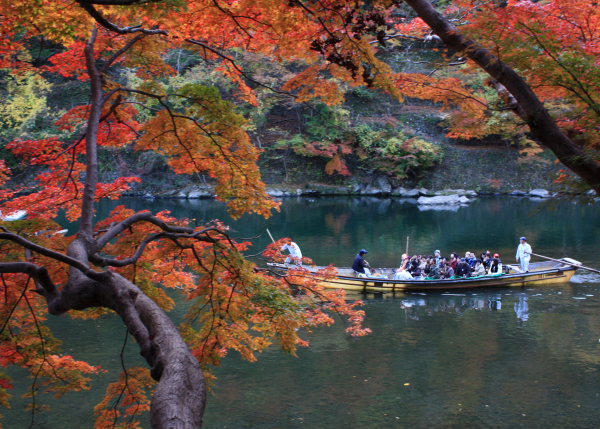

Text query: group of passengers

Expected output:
[352,249,504,280]
[394,250,504,280]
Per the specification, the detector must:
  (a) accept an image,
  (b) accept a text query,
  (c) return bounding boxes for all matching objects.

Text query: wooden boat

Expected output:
[267,258,581,293]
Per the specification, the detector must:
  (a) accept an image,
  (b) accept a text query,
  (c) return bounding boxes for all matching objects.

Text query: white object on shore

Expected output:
[529,189,550,198]
[417,195,470,205]
[0,210,27,221]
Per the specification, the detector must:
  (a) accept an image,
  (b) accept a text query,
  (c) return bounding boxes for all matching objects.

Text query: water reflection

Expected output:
[91,196,600,271]
[389,291,538,324]
[514,295,529,322]
[400,293,504,320]
[203,284,600,429]
[29,196,600,429]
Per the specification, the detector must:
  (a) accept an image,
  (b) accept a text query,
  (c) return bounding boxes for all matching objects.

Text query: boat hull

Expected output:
[319,269,576,293]
[267,261,578,293]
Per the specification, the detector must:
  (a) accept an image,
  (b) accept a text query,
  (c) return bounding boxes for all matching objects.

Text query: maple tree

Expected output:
[397,0,600,191]
[1,0,599,427]
[0,1,377,427]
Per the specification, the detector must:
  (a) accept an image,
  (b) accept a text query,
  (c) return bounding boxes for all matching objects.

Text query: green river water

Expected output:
[5,196,600,428]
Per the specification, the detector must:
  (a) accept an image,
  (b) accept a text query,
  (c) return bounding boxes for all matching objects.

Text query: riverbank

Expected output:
[127,182,597,201]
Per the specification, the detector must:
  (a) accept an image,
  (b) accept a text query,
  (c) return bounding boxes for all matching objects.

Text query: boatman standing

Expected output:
[515,236,532,272]
[281,238,303,266]
[352,249,371,277]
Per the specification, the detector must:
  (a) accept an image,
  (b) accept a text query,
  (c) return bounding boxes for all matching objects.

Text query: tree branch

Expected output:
[102,33,146,70]
[92,230,218,267]
[0,262,57,298]
[0,232,104,280]
[185,39,294,96]
[76,1,167,35]
[96,211,195,249]
[402,0,600,192]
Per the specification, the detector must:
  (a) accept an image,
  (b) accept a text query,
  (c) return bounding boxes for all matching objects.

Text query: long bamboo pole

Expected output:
[531,252,600,275]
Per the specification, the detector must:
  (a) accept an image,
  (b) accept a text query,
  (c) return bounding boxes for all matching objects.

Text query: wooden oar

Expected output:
[266,228,276,244]
[531,252,600,275]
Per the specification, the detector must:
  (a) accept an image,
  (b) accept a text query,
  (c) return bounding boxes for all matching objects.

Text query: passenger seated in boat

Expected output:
[450,253,459,271]
[399,253,410,269]
[466,252,477,268]
[394,254,413,280]
[434,250,442,266]
[481,253,492,270]
[455,258,473,278]
[411,257,425,277]
[422,257,433,277]
[488,253,503,274]
[473,259,486,276]
[427,259,442,279]
[440,258,455,279]
[352,249,371,277]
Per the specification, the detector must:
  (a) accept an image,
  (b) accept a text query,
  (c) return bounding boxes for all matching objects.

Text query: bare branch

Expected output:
[0,262,57,297]
[96,211,194,249]
[185,39,294,96]
[92,230,219,267]
[76,1,167,35]
[0,232,104,280]
[102,33,146,70]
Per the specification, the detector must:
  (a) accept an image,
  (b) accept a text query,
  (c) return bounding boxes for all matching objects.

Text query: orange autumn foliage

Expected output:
[5,0,595,427]
[398,0,600,146]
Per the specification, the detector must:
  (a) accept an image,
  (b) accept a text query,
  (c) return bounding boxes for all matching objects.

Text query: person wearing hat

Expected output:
[489,253,503,274]
[352,249,371,276]
[516,237,532,272]
[434,249,442,266]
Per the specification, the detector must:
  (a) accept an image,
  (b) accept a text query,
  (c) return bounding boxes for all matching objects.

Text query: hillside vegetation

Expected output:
[0,38,562,196]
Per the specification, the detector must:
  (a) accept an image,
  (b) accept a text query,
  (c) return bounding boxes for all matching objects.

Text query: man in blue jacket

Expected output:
[352,249,370,276]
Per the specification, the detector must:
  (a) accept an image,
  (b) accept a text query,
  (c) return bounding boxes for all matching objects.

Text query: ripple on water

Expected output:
[571,272,600,284]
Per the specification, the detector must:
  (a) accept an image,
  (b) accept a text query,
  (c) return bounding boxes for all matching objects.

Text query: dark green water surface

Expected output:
[6,196,600,428]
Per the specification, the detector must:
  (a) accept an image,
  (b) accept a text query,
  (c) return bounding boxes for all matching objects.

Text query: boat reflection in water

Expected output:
[393,292,533,322]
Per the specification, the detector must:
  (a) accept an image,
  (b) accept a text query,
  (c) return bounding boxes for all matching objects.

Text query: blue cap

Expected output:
[520,236,527,241]
[359,249,368,254]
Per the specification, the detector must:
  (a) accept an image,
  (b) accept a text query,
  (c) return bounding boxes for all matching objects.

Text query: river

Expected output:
[5,196,600,428]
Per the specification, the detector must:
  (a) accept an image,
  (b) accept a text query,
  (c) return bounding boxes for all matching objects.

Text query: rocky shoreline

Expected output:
[129,181,597,202]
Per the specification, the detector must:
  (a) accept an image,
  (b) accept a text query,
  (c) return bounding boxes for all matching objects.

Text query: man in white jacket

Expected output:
[281,238,303,266]
[515,236,532,272]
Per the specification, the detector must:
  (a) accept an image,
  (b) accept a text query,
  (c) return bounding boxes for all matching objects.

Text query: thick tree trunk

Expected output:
[60,26,206,428]
[1,240,208,427]
[403,0,600,192]
[51,239,208,428]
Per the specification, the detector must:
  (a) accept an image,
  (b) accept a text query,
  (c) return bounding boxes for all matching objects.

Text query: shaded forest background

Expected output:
[0,36,563,196]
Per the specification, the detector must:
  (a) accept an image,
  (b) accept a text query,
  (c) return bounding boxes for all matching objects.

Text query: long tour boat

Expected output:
[267,258,581,293]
